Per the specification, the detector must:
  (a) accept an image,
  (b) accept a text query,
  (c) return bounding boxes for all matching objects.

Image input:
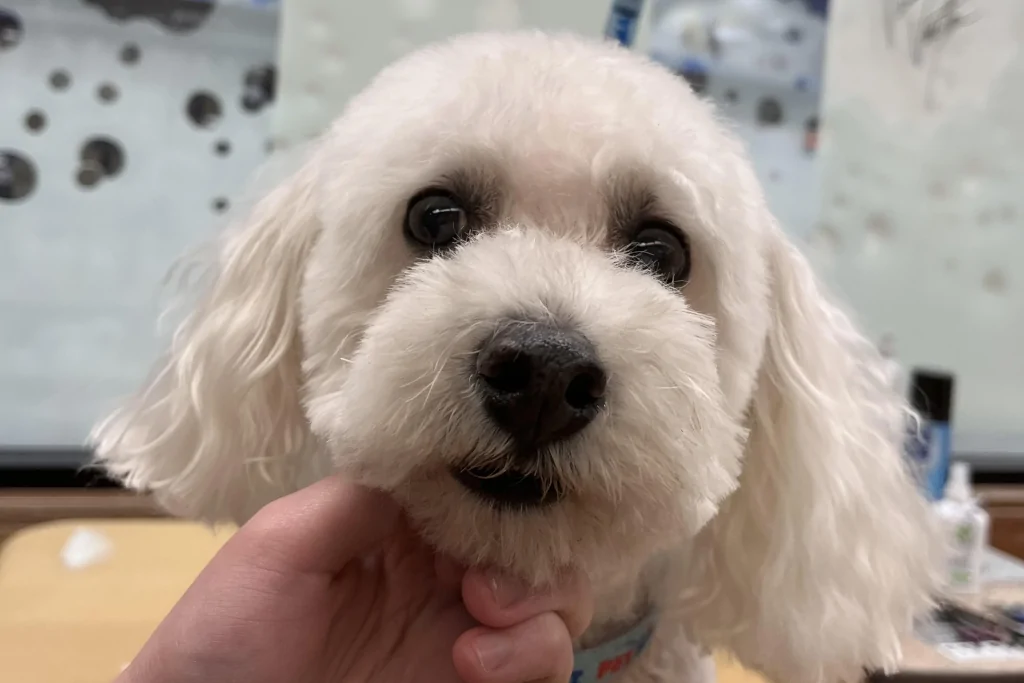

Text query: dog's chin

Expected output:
[375,445,728,586]
[452,464,565,509]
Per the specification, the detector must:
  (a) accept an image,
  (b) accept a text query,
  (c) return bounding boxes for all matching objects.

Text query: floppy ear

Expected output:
[681,233,940,683]
[91,164,321,524]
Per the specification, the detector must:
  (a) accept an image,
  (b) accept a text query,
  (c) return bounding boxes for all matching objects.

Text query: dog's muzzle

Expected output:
[454,320,606,508]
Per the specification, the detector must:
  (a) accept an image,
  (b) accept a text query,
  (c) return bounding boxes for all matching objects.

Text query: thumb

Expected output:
[230,475,403,575]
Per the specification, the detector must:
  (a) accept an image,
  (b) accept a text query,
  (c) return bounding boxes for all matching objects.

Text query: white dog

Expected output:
[93,32,938,683]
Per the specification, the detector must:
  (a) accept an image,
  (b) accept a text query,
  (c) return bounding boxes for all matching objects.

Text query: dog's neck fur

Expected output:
[580,549,715,683]
[579,549,673,649]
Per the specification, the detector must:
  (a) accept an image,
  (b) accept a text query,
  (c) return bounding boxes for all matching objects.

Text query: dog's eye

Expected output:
[405,190,468,248]
[627,221,691,285]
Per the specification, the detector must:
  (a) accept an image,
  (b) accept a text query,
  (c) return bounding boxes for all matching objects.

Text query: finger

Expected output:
[452,612,574,683]
[462,567,593,638]
[230,475,402,575]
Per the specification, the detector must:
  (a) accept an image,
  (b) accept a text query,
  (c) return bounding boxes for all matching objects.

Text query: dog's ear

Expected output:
[682,232,940,683]
[91,164,320,523]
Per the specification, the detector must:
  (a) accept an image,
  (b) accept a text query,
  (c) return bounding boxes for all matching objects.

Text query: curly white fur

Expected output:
[92,32,939,683]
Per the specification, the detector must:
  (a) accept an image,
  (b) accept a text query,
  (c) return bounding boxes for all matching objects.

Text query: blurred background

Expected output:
[1,1,1023,680]
[3,0,1021,476]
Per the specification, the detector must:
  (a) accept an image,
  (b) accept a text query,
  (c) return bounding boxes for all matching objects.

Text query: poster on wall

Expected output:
[645,0,829,241]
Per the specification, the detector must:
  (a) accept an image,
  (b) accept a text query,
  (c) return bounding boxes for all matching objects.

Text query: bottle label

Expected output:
[906,421,951,501]
[948,520,975,587]
[605,0,645,46]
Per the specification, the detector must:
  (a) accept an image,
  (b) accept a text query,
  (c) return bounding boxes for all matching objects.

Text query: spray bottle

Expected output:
[933,461,990,596]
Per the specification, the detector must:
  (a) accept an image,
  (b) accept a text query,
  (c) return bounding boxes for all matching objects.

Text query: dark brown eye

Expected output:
[627,221,691,285]
[405,190,468,248]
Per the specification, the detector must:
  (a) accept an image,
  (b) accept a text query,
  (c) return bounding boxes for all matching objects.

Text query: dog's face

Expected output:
[94,33,937,683]
[299,33,771,583]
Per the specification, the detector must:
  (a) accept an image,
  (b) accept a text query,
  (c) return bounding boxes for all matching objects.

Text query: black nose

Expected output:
[476,321,606,449]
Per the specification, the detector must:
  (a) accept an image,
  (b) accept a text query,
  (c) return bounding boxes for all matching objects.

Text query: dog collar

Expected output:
[570,612,657,683]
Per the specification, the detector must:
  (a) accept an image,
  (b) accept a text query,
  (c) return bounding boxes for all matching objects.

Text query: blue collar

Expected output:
[570,613,657,683]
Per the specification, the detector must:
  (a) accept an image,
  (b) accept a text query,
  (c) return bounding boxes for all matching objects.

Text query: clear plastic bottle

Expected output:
[933,462,990,596]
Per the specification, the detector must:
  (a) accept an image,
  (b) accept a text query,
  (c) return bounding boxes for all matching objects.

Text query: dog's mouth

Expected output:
[453,465,564,509]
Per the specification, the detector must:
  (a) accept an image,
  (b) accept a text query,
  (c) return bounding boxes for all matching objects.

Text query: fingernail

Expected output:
[474,633,514,673]
[489,573,532,607]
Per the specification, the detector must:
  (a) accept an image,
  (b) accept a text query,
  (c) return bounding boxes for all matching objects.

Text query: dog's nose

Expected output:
[476,321,606,448]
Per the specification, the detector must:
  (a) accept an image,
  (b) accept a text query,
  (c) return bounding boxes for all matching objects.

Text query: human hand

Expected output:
[118,475,593,683]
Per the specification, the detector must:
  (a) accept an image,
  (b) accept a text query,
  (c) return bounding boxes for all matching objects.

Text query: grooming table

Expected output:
[0,518,768,683]
[0,520,235,682]
[878,549,1024,682]
[5,518,1024,682]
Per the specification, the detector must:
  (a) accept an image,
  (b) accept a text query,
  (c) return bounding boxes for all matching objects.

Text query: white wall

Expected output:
[809,0,1024,461]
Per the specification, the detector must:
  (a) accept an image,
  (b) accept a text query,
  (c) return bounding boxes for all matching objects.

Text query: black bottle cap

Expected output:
[909,369,954,423]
